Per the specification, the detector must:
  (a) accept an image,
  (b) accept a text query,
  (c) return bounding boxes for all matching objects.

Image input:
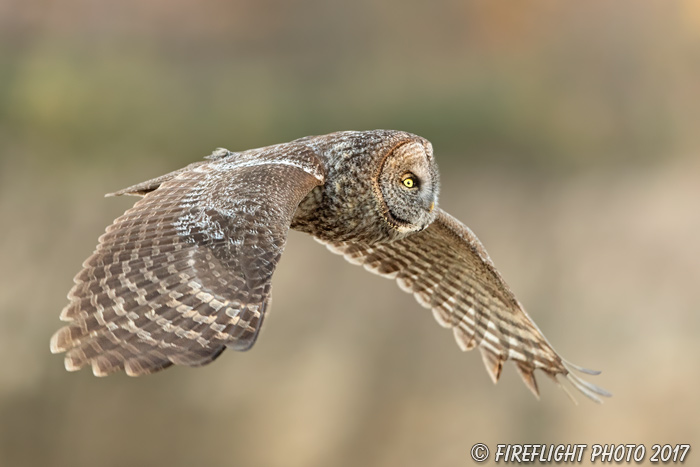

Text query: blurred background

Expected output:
[1,1,699,466]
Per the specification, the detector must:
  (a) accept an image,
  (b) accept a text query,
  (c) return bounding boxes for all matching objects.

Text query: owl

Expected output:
[50,130,610,403]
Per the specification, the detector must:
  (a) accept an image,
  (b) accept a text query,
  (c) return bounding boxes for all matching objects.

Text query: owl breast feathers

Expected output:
[50,129,610,403]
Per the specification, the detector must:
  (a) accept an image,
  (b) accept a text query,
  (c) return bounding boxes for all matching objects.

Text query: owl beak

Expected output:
[426,194,437,213]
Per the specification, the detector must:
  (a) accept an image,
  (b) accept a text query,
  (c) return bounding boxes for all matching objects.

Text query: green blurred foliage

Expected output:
[2,0,697,170]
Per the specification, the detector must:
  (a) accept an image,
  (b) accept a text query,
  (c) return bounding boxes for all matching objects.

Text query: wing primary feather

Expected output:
[564,360,602,375]
[565,372,612,402]
[514,362,540,399]
[479,347,504,384]
[541,371,580,405]
[565,374,600,404]
[453,326,477,351]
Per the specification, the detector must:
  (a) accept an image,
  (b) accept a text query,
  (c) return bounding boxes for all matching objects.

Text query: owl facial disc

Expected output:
[378,140,440,233]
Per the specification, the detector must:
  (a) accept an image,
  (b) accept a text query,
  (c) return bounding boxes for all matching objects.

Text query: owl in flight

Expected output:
[51,130,610,403]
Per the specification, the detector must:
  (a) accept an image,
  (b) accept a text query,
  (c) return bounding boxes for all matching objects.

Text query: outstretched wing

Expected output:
[321,209,610,403]
[51,144,325,376]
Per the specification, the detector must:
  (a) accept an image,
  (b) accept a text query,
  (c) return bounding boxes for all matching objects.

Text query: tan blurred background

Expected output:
[1,1,699,466]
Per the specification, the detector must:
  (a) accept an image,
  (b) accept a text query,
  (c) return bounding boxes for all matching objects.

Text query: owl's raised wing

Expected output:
[51,144,325,376]
[322,209,610,403]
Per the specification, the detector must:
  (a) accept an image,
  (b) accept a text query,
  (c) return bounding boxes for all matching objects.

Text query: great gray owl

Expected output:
[50,129,610,403]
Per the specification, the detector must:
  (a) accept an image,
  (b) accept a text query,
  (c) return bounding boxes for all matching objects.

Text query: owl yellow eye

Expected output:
[401,174,418,189]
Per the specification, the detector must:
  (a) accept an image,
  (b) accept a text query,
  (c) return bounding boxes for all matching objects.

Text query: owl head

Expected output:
[376,138,440,236]
[291,130,440,244]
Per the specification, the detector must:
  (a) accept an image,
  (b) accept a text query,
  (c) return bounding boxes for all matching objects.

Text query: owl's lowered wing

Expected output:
[51,145,325,376]
[322,209,610,403]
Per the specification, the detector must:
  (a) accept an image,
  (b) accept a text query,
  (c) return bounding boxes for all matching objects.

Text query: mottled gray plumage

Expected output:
[51,129,610,403]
